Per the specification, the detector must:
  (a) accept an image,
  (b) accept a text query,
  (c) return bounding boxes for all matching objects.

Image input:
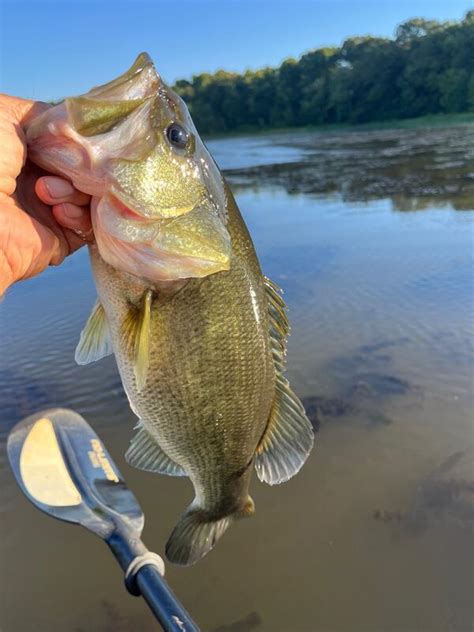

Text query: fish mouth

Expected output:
[110,188,198,221]
[92,195,231,282]
[155,206,231,269]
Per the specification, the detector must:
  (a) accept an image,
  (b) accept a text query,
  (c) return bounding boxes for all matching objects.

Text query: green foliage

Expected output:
[174,13,474,134]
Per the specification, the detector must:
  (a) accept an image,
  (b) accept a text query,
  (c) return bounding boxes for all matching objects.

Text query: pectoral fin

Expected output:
[75,300,113,365]
[255,277,314,485]
[121,289,153,392]
[126,422,185,476]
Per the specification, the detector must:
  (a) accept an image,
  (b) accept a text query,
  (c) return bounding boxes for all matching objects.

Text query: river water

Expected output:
[0,125,473,631]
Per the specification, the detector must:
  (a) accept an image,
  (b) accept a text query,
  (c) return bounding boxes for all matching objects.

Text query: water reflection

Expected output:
[0,125,473,631]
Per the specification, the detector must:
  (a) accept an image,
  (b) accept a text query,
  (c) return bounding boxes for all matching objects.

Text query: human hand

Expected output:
[0,94,93,295]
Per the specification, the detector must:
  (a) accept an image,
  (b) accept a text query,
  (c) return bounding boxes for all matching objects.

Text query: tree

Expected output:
[395,18,446,45]
[173,15,474,134]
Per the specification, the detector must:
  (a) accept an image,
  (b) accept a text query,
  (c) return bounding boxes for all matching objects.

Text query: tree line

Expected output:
[174,13,474,134]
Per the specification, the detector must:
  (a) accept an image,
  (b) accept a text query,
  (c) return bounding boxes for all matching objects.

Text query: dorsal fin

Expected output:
[121,289,153,393]
[75,300,113,365]
[255,278,314,485]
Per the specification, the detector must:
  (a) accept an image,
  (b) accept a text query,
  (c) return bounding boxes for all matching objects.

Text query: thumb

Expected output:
[0,94,49,124]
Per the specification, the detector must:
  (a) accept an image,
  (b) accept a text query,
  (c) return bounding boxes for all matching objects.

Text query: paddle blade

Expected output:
[7,408,144,538]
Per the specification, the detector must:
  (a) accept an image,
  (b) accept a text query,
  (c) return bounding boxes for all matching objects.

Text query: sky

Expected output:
[0,0,471,101]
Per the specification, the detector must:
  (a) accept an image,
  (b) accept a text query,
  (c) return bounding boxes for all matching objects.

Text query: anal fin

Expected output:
[75,300,113,365]
[126,423,185,476]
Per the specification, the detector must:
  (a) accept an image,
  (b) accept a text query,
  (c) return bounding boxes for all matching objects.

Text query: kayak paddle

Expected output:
[7,407,200,632]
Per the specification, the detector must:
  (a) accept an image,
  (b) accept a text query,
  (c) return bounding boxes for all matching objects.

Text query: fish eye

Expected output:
[166,122,189,150]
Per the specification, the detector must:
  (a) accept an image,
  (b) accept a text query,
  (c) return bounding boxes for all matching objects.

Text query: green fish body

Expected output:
[26,54,313,565]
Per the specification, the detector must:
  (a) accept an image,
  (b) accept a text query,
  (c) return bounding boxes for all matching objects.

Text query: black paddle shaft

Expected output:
[106,524,200,632]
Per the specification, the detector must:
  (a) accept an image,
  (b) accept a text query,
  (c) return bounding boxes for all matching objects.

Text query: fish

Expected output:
[25,53,314,565]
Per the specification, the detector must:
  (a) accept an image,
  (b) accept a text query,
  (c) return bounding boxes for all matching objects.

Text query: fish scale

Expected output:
[92,192,274,492]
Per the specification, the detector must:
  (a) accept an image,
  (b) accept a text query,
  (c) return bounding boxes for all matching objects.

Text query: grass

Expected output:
[204,112,474,140]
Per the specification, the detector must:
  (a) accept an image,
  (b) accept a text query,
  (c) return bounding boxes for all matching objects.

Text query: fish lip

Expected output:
[96,226,231,282]
[108,191,150,221]
[110,187,199,221]
[150,249,231,278]
[153,206,232,267]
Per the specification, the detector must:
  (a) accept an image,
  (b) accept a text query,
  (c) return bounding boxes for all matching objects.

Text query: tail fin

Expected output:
[165,497,254,566]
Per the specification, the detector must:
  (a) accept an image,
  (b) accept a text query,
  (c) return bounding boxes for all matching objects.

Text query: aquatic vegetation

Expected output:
[373,451,474,535]
[223,126,474,209]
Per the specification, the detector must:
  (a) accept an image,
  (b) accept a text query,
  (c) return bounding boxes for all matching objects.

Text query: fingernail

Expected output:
[45,178,74,199]
[59,203,85,219]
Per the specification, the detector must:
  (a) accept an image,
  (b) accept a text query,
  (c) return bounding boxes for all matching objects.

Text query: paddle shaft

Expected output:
[106,526,200,632]
[136,564,199,632]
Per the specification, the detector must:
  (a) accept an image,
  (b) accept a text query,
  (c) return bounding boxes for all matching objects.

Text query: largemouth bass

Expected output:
[26,54,313,565]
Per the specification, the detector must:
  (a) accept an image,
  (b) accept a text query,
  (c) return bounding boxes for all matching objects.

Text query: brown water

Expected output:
[1,125,473,632]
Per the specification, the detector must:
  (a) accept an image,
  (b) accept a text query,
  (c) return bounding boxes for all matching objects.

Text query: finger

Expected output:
[52,203,93,238]
[0,94,49,124]
[36,176,91,206]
